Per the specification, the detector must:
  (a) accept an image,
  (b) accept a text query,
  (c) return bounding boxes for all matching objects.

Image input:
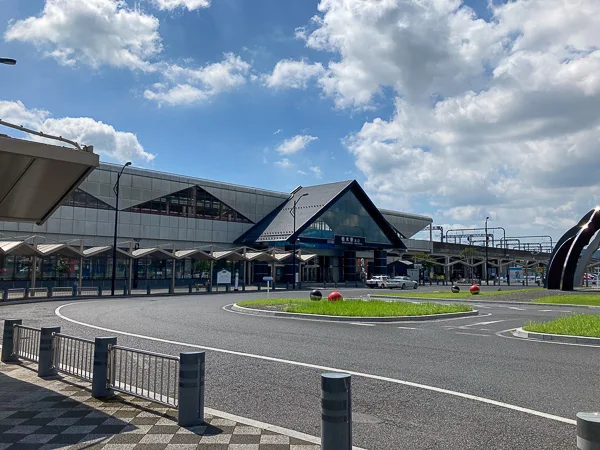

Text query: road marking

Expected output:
[496,328,600,349]
[396,326,418,330]
[55,303,576,426]
[473,305,491,309]
[508,307,526,311]
[538,309,571,313]
[349,322,375,326]
[455,332,491,337]
[462,320,506,328]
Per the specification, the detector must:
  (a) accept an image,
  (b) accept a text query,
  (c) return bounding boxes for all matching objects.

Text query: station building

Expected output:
[0,163,432,289]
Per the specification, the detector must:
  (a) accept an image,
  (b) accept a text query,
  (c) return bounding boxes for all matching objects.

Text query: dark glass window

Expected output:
[62,188,114,210]
[123,186,253,224]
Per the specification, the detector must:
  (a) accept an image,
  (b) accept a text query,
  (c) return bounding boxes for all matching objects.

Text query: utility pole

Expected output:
[485,216,490,286]
[111,162,132,296]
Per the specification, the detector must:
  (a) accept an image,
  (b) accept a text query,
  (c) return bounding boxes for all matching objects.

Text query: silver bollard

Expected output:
[321,372,352,450]
[577,412,600,449]
[178,351,205,427]
[38,326,60,377]
[92,337,117,398]
[1,319,22,363]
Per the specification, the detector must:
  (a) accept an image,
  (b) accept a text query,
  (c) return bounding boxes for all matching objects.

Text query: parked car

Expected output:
[366,275,390,288]
[388,276,418,290]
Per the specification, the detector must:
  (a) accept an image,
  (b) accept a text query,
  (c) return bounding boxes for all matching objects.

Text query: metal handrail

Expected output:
[109,344,179,407]
[13,324,41,362]
[53,333,95,381]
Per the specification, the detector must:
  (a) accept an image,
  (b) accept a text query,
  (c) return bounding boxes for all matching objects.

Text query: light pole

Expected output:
[485,216,490,286]
[290,192,309,289]
[111,162,132,296]
[0,58,17,65]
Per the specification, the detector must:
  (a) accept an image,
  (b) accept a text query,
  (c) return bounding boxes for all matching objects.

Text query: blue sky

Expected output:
[0,0,375,191]
[1,0,599,240]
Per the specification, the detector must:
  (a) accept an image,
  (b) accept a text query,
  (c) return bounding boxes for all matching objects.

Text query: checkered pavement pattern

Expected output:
[0,362,319,450]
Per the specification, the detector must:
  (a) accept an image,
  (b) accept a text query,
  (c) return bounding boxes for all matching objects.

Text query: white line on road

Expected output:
[55,303,576,426]
[396,326,418,330]
[462,320,506,328]
[538,310,571,313]
[349,322,375,326]
[455,332,491,337]
[508,307,526,311]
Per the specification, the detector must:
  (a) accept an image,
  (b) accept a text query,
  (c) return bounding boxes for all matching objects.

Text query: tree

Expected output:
[459,247,480,282]
[412,252,437,284]
[55,258,70,286]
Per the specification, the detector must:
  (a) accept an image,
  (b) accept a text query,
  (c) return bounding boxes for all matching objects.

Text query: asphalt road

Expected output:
[1,287,598,449]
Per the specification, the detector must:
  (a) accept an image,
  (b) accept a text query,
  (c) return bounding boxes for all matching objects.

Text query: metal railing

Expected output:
[29,287,48,297]
[78,287,99,296]
[6,288,26,300]
[109,345,179,407]
[13,324,41,362]
[53,333,94,381]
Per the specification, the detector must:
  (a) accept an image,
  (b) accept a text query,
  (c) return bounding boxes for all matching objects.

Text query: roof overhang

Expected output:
[174,249,214,260]
[132,248,174,259]
[211,250,247,261]
[0,241,42,257]
[37,243,83,258]
[0,135,99,225]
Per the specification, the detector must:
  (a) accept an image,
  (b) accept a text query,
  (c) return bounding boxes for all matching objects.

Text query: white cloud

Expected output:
[297,169,308,175]
[300,0,600,236]
[152,0,211,11]
[263,59,325,89]
[310,166,322,178]
[0,100,154,163]
[145,53,251,105]
[276,134,318,154]
[4,0,162,71]
[275,158,294,168]
[274,129,283,135]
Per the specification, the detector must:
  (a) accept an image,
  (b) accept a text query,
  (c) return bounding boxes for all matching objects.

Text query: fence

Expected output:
[110,345,179,407]
[13,324,41,362]
[53,333,94,381]
[1,319,205,428]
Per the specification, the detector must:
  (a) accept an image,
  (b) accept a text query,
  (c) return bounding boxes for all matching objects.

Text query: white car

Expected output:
[366,275,390,288]
[388,276,418,290]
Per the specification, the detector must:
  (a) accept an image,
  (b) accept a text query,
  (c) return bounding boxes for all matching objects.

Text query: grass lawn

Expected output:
[380,288,544,299]
[236,298,472,317]
[531,295,600,306]
[523,314,600,338]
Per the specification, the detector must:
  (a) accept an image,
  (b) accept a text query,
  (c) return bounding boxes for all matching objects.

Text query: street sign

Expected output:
[263,276,274,282]
[335,235,366,246]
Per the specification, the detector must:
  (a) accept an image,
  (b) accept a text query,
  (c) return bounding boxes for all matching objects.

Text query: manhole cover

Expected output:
[353,413,383,424]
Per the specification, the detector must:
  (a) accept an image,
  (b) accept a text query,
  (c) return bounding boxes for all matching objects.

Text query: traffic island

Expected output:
[231,298,477,322]
[514,314,600,345]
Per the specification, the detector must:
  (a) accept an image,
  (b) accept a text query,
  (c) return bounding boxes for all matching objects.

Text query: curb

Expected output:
[369,294,600,309]
[512,327,600,345]
[230,303,479,322]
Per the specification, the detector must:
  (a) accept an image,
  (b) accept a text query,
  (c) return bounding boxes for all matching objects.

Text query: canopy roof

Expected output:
[0,135,99,225]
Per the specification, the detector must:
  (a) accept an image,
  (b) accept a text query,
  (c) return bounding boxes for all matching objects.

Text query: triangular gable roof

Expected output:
[235,180,405,249]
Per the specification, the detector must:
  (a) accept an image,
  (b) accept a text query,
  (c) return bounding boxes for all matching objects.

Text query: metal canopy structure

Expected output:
[0,135,99,225]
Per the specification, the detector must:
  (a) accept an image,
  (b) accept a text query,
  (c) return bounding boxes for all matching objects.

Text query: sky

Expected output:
[1,0,599,242]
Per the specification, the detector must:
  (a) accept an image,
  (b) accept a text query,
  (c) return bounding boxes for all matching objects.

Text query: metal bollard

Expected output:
[321,373,352,450]
[72,286,77,297]
[2,289,7,301]
[257,284,261,291]
[225,284,230,293]
[242,283,245,291]
[169,284,174,294]
[38,326,60,377]
[286,282,290,290]
[92,337,117,398]
[189,284,193,294]
[147,285,151,295]
[24,287,29,298]
[98,286,102,296]
[123,285,128,296]
[178,351,205,427]
[48,287,53,298]
[577,412,600,449]
[1,319,22,363]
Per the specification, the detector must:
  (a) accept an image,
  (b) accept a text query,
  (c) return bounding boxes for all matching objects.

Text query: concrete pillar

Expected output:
[38,326,60,377]
[178,351,205,427]
[373,250,387,276]
[1,319,22,363]
[92,337,117,398]
[30,236,38,289]
[343,251,356,282]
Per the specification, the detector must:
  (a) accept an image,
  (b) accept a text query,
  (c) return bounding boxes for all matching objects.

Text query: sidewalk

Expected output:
[0,362,319,450]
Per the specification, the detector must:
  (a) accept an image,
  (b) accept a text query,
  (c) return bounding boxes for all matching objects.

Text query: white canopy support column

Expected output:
[30,236,38,289]
[78,239,84,293]
[128,241,133,295]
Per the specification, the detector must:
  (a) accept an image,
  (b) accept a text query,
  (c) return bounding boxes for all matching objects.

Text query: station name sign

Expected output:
[335,235,366,246]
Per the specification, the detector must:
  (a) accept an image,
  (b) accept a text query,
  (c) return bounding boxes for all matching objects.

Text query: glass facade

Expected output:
[124,186,253,224]
[299,190,393,246]
[63,188,114,210]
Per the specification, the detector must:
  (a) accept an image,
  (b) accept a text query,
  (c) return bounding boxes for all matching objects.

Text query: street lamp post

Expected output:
[485,216,490,286]
[290,193,309,290]
[0,58,17,65]
[111,162,132,296]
